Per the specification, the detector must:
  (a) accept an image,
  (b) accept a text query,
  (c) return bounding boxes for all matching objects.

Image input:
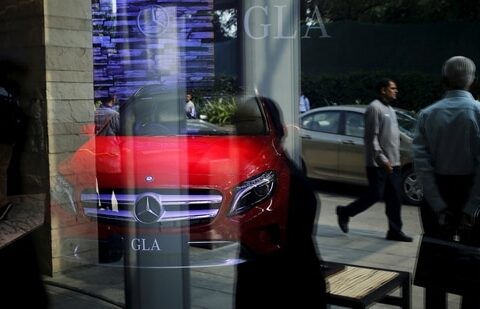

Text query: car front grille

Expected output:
[81,188,223,226]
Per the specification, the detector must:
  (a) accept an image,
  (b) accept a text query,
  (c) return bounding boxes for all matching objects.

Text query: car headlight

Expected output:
[229,171,276,216]
[51,175,77,215]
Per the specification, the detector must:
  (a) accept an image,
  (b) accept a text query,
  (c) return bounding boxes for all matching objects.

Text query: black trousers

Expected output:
[420,174,479,309]
[342,166,403,233]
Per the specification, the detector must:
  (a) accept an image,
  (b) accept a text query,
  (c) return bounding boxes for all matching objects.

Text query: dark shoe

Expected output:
[0,202,14,221]
[386,231,413,242]
[336,206,349,233]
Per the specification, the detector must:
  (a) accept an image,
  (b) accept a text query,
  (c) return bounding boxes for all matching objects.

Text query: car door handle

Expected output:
[342,140,355,145]
[301,135,312,140]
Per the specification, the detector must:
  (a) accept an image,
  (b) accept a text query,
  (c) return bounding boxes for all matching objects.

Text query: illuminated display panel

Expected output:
[92,0,215,102]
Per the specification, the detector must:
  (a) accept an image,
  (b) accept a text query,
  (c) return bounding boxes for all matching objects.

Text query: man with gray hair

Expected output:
[412,56,480,308]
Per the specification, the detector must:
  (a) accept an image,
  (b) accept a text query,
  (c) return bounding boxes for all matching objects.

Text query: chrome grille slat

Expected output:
[84,209,219,222]
[81,191,222,224]
[81,193,222,205]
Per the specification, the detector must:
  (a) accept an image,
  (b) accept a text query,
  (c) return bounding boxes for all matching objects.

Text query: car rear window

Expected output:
[119,93,267,136]
[396,110,417,138]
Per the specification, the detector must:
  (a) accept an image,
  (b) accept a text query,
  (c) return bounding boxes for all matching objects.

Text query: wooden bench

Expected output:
[324,261,411,309]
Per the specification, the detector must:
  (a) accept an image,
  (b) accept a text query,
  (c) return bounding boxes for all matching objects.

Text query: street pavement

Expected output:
[44,181,463,309]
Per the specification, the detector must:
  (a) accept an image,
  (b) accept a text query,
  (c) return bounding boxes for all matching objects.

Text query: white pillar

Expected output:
[241,0,301,163]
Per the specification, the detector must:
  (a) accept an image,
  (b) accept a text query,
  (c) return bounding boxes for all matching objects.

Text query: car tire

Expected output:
[401,168,423,206]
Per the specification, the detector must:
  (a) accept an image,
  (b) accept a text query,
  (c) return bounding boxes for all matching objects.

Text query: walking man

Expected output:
[412,56,480,308]
[336,78,412,242]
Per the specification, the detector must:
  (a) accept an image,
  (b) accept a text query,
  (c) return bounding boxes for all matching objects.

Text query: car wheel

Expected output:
[401,168,423,206]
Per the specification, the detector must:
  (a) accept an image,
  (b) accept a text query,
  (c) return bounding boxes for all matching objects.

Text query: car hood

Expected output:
[59,135,281,189]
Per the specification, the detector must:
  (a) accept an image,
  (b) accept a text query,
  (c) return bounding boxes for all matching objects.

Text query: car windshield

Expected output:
[396,110,417,138]
[119,92,267,137]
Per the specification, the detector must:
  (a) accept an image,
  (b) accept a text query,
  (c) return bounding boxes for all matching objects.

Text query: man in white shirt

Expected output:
[299,92,310,113]
[185,93,196,119]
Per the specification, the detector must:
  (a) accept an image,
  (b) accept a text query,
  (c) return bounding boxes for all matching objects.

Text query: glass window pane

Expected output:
[345,112,364,137]
[303,111,340,134]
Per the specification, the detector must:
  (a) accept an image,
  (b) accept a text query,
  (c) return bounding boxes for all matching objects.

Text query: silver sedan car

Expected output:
[300,105,423,205]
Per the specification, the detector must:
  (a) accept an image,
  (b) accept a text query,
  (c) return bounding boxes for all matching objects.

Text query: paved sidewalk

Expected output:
[43,188,463,309]
[317,190,460,309]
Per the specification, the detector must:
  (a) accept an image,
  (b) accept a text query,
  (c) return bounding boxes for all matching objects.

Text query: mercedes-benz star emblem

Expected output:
[137,5,170,37]
[133,193,164,224]
[145,175,154,183]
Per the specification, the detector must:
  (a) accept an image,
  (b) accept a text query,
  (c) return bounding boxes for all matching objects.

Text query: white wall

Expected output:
[241,0,301,163]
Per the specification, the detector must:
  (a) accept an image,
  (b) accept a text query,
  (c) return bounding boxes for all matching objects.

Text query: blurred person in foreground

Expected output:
[412,55,480,309]
[94,94,121,210]
[234,96,327,309]
[94,95,121,262]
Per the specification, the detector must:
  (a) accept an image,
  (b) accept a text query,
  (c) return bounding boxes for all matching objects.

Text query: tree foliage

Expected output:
[213,9,237,41]
[199,97,237,125]
[302,0,480,23]
[301,72,452,112]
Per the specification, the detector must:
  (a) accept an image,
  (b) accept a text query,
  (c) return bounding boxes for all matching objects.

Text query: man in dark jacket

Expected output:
[95,95,120,136]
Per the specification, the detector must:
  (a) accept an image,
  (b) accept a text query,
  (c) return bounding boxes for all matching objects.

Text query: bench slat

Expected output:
[327,266,399,299]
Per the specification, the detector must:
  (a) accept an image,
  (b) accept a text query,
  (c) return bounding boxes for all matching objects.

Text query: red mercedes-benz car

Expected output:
[56,86,293,261]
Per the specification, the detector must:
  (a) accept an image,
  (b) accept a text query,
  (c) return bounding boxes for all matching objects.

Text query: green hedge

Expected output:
[189,73,480,120]
[200,96,237,125]
[188,75,240,125]
[302,72,479,112]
